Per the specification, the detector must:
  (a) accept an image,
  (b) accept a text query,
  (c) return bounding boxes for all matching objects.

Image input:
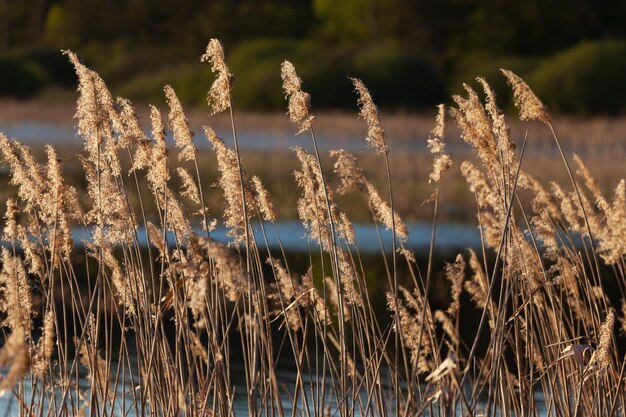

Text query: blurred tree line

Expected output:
[4,0,625,56]
[1,0,626,113]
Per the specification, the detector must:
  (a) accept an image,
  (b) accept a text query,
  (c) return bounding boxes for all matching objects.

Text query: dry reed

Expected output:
[0,41,623,417]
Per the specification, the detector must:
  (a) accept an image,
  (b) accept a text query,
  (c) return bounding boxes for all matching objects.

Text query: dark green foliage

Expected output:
[19,48,76,88]
[528,40,626,115]
[0,56,45,97]
[1,0,626,114]
[227,39,446,111]
[449,53,540,110]
[352,44,446,109]
[228,39,303,109]
[115,63,215,105]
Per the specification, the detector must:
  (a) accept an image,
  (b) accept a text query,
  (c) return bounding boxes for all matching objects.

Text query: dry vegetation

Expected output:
[0,39,625,417]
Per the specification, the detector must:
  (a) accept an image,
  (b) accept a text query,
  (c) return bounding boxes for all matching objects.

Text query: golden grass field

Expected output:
[0,40,624,417]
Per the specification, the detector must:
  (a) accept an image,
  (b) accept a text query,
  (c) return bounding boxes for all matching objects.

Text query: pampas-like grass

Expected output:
[0,43,623,417]
[501,69,551,124]
[281,61,314,134]
[201,39,232,115]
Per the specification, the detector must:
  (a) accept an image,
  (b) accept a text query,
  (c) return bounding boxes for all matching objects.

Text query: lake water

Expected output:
[0,361,549,416]
[68,220,481,254]
[2,121,621,155]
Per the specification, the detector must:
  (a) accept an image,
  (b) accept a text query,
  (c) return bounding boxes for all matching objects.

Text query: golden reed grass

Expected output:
[0,42,624,417]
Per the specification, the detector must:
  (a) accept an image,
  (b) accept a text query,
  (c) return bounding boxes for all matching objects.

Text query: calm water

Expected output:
[2,121,618,155]
[0,362,549,416]
[68,220,481,254]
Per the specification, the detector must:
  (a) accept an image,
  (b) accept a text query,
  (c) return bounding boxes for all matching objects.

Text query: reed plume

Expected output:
[144,105,170,191]
[281,61,314,134]
[116,97,147,147]
[177,167,201,205]
[0,327,30,393]
[267,257,302,330]
[0,248,32,332]
[201,39,232,114]
[165,85,196,161]
[390,287,434,374]
[350,77,387,155]
[32,311,55,378]
[0,46,623,417]
[427,104,452,184]
[252,175,277,222]
[206,125,252,245]
[501,68,551,124]
[331,149,408,242]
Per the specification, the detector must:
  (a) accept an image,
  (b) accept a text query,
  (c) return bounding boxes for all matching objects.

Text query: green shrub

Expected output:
[0,56,46,98]
[528,39,626,114]
[449,53,539,110]
[228,39,355,110]
[116,63,215,105]
[352,43,447,109]
[22,48,77,88]
[228,39,446,111]
[228,38,302,109]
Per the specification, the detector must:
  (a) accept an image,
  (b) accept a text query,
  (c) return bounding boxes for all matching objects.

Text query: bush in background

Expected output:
[0,56,46,98]
[528,39,626,115]
[228,39,447,111]
[448,53,539,109]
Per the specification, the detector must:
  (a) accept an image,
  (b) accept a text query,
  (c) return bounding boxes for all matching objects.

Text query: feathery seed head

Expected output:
[331,149,366,194]
[365,181,408,242]
[330,149,407,242]
[64,50,122,173]
[501,69,551,124]
[252,176,276,222]
[293,147,348,249]
[177,167,201,205]
[429,155,452,184]
[201,39,232,114]
[116,97,146,147]
[426,105,452,183]
[146,222,167,260]
[595,310,615,369]
[445,254,465,317]
[0,327,30,392]
[434,310,459,347]
[337,250,362,306]
[33,311,56,378]
[450,90,499,172]
[596,179,626,264]
[427,104,446,154]
[391,287,434,374]
[0,248,32,331]
[145,105,170,192]
[465,249,489,310]
[3,199,19,242]
[206,126,252,244]
[351,77,387,155]
[573,153,605,205]
[477,77,513,164]
[300,269,330,324]
[281,61,314,134]
[165,85,196,161]
[267,257,302,330]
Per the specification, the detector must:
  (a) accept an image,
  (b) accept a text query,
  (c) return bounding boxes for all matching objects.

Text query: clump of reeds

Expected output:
[0,43,624,417]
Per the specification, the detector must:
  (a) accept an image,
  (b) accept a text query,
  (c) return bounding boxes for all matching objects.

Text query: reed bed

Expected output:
[0,39,624,417]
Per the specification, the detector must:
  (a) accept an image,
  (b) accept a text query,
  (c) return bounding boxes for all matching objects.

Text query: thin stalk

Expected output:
[460,134,528,395]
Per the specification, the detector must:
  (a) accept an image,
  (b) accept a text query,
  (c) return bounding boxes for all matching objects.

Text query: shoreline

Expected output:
[1,98,625,149]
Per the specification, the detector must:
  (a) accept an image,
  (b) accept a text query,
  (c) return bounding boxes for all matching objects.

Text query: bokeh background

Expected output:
[2,0,626,114]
